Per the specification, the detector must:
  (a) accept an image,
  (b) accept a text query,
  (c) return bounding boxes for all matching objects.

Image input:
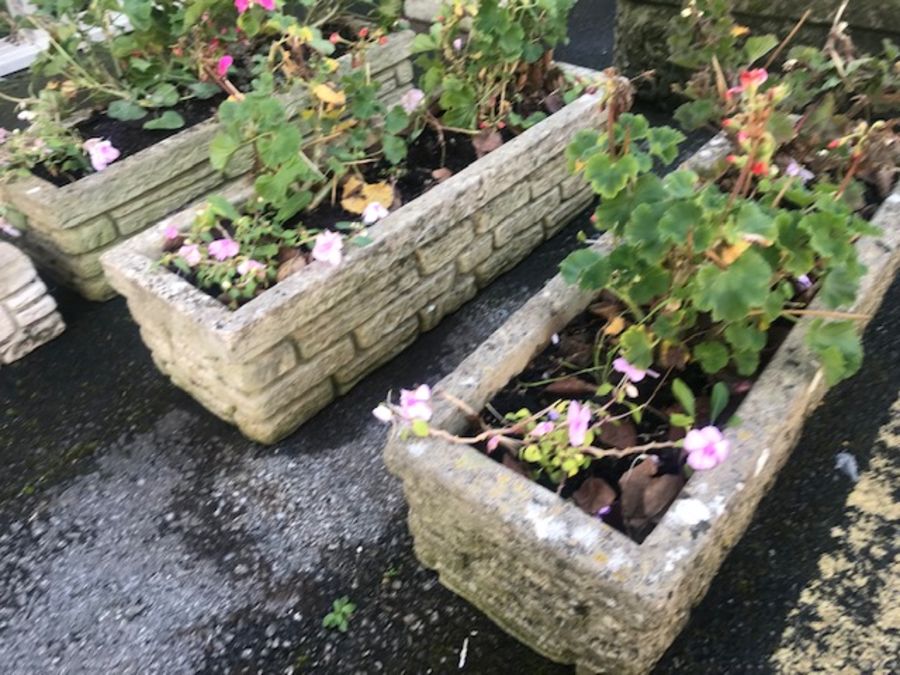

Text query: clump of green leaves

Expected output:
[562,106,875,386]
[410,0,576,131]
[322,596,356,632]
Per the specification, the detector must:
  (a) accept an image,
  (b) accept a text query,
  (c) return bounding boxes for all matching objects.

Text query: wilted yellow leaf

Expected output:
[719,240,750,265]
[312,83,346,106]
[604,315,626,336]
[730,25,750,37]
[340,176,394,214]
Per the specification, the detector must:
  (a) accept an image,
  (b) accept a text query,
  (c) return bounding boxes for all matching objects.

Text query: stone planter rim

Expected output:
[2,29,415,223]
[102,65,606,355]
[384,151,900,616]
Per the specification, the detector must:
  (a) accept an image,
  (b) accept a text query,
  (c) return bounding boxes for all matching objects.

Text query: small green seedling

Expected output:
[322,596,356,632]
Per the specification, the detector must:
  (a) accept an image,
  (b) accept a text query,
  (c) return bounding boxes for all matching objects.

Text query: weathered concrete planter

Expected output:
[0,30,415,301]
[100,64,606,443]
[616,0,900,90]
[0,242,65,363]
[382,141,900,672]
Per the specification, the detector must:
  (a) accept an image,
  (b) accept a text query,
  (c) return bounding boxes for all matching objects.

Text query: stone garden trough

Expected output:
[100,64,606,443]
[0,30,415,301]
[382,137,900,673]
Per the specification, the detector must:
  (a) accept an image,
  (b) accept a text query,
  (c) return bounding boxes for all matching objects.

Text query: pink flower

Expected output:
[208,238,240,260]
[237,259,265,276]
[567,400,591,447]
[750,161,768,176]
[178,244,202,267]
[785,160,814,184]
[372,404,393,422]
[739,68,768,89]
[399,384,432,421]
[235,0,274,13]
[362,201,389,225]
[612,357,658,383]
[0,217,21,238]
[684,426,730,471]
[725,85,743,101]
[795,273,812,290]
[311,231,343,266]
[83,138,120,172]
[486,436,501,452]
[163,223,180,240]
[399,88,425,114]
[216,55,233,78]
[530,421,555,437]
[452,37,463,51]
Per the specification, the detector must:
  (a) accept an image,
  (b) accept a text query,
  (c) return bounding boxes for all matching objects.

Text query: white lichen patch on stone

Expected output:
[524,503,567,541]
[604,547,629,572]
[570,523,599,549]
[708,494,727,517]
[407,441,428,457]
[670,498,712,526]
[663,547,689,573]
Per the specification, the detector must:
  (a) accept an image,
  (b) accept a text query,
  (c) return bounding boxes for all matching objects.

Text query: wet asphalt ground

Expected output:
[1,1,898,672]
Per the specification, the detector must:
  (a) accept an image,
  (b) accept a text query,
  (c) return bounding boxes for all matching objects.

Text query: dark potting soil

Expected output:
[164,124,482,306]
[473,293,797,544]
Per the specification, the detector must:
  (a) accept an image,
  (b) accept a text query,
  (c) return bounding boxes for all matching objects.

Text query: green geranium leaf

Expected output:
[744,34,778,63]
[209,133,240,171]
[693,341,730,374]
[819,259,864,309]
[663,170,698,199]
[560,248,610,290]
[107,100,147,121]
[673,98,718,131]
[585,153,638,200]
[659,200,702,242]
[735,201,777,242]
[692,250,773,322]
[646,126,685,164]
[619,326,654,370]
[143,110,185,130]
[189,81,221,100]
[806,319,863,386]
[724,321,767,354]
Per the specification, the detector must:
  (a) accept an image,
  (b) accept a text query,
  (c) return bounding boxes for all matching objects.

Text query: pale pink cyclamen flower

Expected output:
[530,421,555,437]
[567,400,591,447]
[486,436,501,452]
[311,230,343,266]
[612,357,659,383]
[0,217,22,238]
[216,55,233,78]
[795,273,813,290]
[684,426,730,471]
[399,88,425,114]
[83,138,120,172]
[237,259,265,276]
[372,404,393,422]
[163,223,180,240]
[785,160,815,184]
[178,244,202,267]
[208,238,240,261]
[234,0,274,13]
[362,201,389,225]
[399,384,432,421]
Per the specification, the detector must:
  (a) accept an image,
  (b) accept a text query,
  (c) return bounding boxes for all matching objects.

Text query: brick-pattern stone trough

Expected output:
[100,65,607,443]
[382,139,900,673]
[0,242,65,364]
[0,31,415,301]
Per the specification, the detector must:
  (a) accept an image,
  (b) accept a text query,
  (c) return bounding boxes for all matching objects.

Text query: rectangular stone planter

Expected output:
[382,141,900,672]
[0,30,415,301]
[100,64,606,443]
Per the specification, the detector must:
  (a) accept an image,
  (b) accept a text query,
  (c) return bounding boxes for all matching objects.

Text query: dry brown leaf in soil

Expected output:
[572,477,616,515]
[276,256,307,282]
[598,419,637,449]
[472,128,504,158]
[544,377,597,397]
[431,167,453,182]
[340,176,395,214]
[603,315,626,336]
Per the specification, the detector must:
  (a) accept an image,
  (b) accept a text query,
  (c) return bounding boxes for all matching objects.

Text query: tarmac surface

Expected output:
[1,1,898,672]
